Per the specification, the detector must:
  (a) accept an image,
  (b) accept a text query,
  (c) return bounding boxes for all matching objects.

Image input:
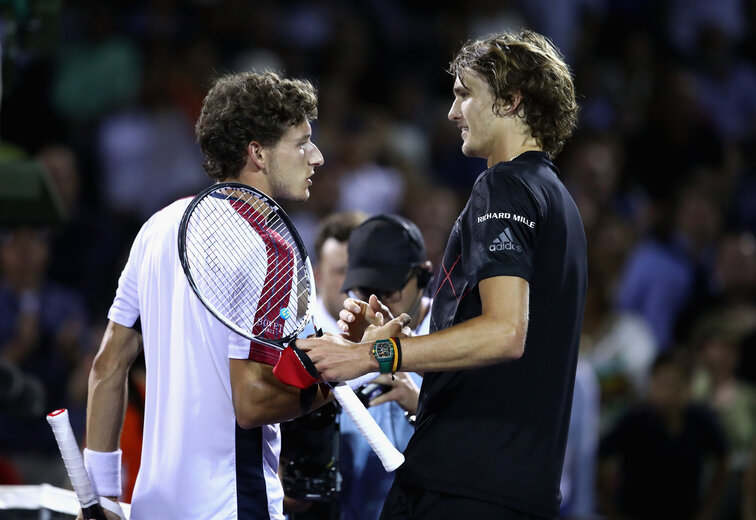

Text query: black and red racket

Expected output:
[177,182,404,472]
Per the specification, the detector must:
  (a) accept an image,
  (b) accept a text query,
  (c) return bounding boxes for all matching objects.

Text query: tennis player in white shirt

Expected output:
[81,71,405,520]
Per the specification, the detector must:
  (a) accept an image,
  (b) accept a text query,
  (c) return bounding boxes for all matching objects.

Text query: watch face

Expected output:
[374,341,393,360]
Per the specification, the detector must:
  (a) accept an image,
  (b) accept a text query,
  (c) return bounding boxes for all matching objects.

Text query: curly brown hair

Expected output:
[448,29,579,158]
[195,71,318,180]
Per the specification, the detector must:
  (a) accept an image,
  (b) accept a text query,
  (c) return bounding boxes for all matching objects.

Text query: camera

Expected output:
[280,401,341,502]
[355,383,391,408]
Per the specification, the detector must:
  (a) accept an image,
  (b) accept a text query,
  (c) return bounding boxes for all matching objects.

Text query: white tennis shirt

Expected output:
[108,197,285,520]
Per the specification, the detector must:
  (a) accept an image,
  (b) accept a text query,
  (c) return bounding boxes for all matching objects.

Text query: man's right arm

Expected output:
[86,321,142,452]
[78,321,141,518]
[229,358,332,429]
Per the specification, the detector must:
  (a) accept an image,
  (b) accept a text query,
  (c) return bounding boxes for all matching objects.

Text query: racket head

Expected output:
[178,182,316,347]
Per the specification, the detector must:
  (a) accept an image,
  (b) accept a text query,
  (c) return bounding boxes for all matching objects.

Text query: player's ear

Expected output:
[498,92,522,116]
[247,141,266,170]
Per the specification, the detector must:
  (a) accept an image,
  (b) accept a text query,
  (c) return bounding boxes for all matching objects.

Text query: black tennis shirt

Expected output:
[395,152,588,519]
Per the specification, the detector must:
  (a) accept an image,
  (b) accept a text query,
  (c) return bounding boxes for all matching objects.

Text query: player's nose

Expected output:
[308,143,324,167]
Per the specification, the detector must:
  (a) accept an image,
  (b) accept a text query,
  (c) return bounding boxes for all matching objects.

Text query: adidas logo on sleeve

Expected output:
[489,227,522,252]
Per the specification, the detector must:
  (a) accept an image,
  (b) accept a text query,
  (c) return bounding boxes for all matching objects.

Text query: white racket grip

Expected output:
[331,383,405,472]
[46,409,99,509]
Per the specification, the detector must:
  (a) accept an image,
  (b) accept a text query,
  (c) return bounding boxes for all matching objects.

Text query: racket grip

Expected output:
[331,383,405,472]
[46,409,107,520]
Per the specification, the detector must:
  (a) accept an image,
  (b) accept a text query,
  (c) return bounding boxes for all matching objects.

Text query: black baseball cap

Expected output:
[341,214,426,292]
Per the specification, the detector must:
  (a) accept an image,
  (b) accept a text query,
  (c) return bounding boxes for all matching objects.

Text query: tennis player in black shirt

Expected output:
[299,29,586,520]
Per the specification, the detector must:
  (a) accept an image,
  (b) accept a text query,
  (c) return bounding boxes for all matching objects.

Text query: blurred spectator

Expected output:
[466,0,527,41]
[51,5,142,125]
[676,230,756,339]
[402,184,463,284]
[739,327,756,386]
[560,131,649,236]
[95,46,208,230]
[665,0,747,60]
[746,438,756,520]
[0,228,91,486]
[710,232,756,315]
[382,71,435,188]
[609,29,658,137]
[36,143,122,317]
[622,65,727,203]
[615,176,724,351]
[729,159,756,236]
[311,210,368,332]
[580,212,656,429]
[690,24,756,146]
[560,357,600,520]
[690,310,756,519]
[518,0,605,64]
[598,349,730,520]
[335,110,406,216]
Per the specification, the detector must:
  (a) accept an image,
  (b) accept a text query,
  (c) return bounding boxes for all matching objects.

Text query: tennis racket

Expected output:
[177,182,404,472]
[46,409,108,520]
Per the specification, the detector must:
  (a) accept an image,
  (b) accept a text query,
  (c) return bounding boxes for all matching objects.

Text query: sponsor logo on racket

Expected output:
[279,308,291,320]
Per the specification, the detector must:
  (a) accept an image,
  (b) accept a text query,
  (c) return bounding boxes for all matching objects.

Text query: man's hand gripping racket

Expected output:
[46,409,126,520]
[178,182,404,472]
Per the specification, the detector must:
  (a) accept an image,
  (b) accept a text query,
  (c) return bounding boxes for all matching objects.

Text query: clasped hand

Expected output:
[296,294,411,382]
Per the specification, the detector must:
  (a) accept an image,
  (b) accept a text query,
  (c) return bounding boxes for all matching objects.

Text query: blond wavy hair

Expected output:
[448,29,579,158]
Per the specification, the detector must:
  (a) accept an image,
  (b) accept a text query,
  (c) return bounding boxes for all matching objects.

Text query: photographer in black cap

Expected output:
[342,214,433,334]
[338,214,432,520]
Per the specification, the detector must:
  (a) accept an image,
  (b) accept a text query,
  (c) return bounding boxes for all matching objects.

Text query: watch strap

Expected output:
[372,339,395,374]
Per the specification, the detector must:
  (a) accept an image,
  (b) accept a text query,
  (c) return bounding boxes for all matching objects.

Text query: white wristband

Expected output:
[346,372,379,391]
[83,448,122,498]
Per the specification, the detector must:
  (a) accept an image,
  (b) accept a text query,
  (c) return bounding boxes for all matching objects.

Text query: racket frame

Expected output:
[178,181,314,349]
[178,181,404,472]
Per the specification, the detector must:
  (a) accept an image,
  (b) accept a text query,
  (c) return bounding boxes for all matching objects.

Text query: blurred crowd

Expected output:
[1,0,755,518]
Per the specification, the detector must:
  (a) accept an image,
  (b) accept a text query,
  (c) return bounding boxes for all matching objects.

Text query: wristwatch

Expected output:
[372,339,395,374]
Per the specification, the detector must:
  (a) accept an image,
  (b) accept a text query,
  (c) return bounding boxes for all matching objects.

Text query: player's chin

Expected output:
[289,187,310,202]
[461,142,482,159]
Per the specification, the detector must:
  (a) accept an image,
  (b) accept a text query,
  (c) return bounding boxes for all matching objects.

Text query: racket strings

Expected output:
[187,214,271,316]
[228,195,307,331]
[189,200,306,337]
[184,188,312,340]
